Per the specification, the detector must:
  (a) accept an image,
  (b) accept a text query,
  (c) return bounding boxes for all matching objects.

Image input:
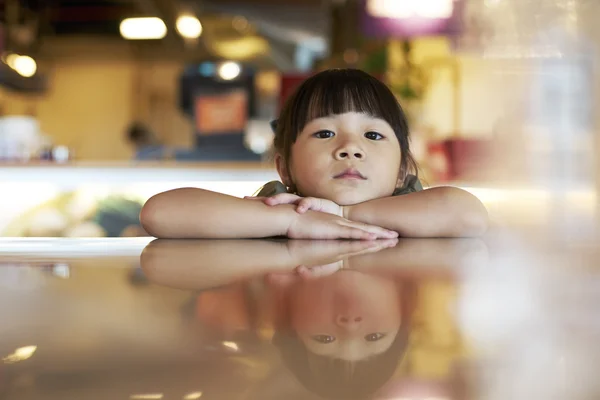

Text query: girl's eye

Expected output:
[364,131,384,140]
[312,335,336,344]
[364,333,386,342]
[313,130,335,139]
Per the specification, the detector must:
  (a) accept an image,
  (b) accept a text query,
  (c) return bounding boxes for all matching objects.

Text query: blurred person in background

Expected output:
[126,121,169,161]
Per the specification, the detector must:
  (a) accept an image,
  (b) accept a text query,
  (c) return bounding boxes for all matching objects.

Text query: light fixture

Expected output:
[13,55,37,77]
[130,394,164,400]
[367,0,454,19]
[222,341,239,351]
[3,53,37,77]
[218,62,241,80]
[176,15,203,39]
[3,345,37,364]
[5,53,19,69]
[120,17,167,40]
[183,392,203,400]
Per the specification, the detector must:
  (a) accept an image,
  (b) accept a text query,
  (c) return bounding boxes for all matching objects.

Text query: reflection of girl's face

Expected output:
[290,270,401,361]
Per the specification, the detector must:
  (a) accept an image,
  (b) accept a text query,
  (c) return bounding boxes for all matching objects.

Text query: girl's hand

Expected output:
[245,194,344,217]
[267,239,398,284]
[286,210,398,240]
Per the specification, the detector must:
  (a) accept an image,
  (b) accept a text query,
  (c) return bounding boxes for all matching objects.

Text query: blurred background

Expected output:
[0,0,598,237]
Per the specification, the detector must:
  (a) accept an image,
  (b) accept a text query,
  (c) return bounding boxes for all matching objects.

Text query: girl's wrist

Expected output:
[271,203,300,236]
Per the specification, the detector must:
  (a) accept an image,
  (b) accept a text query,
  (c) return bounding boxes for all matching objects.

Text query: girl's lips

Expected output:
[334,169,367,180]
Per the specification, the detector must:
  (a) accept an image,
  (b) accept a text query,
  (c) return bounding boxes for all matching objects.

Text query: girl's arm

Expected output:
[140,187,396,239]
[344,187,488,238]
[140,188,294,238]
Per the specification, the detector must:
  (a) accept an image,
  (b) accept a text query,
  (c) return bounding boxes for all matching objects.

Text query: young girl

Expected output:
[140,69,488,239]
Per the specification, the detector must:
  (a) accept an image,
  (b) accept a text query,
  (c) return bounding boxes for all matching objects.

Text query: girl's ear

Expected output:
[275,153,293,187]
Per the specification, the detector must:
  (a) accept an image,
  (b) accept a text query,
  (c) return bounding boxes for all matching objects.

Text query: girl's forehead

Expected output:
[306,112,388,124]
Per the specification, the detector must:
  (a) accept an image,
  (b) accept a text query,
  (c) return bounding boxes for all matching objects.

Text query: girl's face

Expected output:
[289,270,402,361]
[276,112,402,206]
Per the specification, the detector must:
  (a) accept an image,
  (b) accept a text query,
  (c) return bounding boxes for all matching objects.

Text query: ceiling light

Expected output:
[3,345,37,363]
[218,62,241,80]
[13,55,37,77]
[367,0,454,19]
[120,17,167,40]
[176,15,203,39]
[183,392,203,400]
[5,53,19,69]
[222,341,239,351]
[130,394,164,400]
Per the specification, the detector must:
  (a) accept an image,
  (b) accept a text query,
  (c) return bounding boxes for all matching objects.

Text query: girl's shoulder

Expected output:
[393,174,423,196]
[253,181,289,197]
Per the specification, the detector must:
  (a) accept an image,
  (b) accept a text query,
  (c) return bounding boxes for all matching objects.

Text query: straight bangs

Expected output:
[288,69,406,140]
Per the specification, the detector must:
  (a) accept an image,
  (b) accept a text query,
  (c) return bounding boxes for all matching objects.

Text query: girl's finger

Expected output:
[296,198,317,213]
[244,196,266,200]
[265,193,301,205]
[341,220,398,239]
[337,226,378,240]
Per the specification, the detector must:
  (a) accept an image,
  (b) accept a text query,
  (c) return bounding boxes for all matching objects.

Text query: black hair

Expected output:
[272,328,409,400]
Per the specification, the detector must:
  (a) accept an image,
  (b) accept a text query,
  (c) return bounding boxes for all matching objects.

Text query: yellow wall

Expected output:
[40,61,134,160]
[0,46,194,160]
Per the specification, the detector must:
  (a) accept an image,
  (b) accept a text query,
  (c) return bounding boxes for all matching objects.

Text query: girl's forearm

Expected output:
[344,187,488,237]
[140,188,296,238]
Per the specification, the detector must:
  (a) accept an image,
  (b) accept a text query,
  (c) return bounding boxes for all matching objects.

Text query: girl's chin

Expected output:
[329,192,379,206]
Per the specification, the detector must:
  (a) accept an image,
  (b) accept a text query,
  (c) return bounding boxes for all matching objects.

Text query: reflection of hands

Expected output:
[286,210,397,240]
[140,238,488,291]
[287,239,398,278]
[246,193,343,217]
[140,239,397,290]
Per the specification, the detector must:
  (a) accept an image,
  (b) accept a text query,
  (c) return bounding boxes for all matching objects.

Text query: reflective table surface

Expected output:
[0,236,598,400]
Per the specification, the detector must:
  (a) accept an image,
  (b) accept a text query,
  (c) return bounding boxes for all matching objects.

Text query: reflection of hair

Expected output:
[272,280,417,400]
[273,69,418,189]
